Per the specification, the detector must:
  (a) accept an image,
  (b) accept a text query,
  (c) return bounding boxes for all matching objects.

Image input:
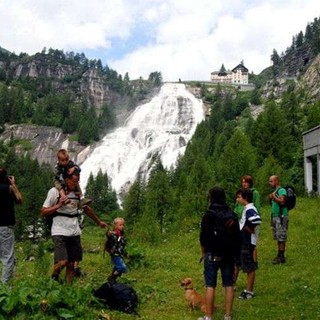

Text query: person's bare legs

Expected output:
[66,262,75,283]
[225,286,234,317]
[246,271,255,292]
[205,286,215,318]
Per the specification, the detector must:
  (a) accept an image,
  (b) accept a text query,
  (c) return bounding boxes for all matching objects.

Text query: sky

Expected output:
[0,0,319,81]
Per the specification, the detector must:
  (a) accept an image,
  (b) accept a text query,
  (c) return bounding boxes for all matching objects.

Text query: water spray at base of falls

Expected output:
[79,83,205,203]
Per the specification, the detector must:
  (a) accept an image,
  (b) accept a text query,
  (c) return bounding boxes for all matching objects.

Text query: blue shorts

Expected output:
[204,252,234,288]
[111,255,127,274]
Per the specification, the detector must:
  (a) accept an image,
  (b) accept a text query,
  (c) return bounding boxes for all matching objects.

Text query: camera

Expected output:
[5,175,13,185]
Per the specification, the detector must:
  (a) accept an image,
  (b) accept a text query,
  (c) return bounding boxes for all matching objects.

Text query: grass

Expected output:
[4,196,320,319]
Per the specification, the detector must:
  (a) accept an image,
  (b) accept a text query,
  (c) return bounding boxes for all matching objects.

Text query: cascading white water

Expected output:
[79,83,205,201]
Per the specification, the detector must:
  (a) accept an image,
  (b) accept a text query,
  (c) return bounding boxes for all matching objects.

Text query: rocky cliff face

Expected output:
[0,124,95,168]
[297,54,320,102]
[8,55,119,110]
[262,51,320,101]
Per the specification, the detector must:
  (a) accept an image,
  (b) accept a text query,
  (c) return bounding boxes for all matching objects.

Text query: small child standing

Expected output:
[235,188,261,300]
[55,149,91,207]
[106,217,128,284]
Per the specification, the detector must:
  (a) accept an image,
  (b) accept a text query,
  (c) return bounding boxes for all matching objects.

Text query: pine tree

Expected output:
[122,174,145,226]
[143,159,172,233]
[216,129,257,203]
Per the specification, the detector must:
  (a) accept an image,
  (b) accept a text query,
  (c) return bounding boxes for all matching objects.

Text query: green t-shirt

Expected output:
[271,187,288,217]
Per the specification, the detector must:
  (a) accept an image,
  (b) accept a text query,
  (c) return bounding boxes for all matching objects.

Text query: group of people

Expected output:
[0,149,127,286]
[0,150,289,319]
[198,175,289,320]
[41,149,128,283]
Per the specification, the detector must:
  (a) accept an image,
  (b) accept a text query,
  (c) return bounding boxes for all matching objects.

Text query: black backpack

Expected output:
[284,186,296,210]
[209,207,240,256]
[277,186,296,210]
[94,282,139,316]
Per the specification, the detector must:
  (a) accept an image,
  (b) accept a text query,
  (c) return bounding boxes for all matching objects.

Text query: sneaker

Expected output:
[197,317,212,320]
[80,197,92,207]
[272,256,286,264]
[224,315,232,320]
[239,290,254,299]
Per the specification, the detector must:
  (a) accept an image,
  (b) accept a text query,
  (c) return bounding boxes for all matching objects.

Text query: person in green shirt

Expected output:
[268,175,288,264]
[234,175,261,218]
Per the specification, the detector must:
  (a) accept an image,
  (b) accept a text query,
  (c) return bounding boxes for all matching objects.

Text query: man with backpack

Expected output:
[41,168,107,283]
[199,187,241,320]
[268,175,288,264]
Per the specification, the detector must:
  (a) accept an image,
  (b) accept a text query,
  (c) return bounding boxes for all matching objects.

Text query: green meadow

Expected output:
[1,196,319,319]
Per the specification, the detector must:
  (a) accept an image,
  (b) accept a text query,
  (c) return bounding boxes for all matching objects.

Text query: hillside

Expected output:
[0,49,161,166]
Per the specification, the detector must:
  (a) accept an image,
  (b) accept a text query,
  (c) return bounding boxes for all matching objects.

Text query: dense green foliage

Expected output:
[84,169,119,215]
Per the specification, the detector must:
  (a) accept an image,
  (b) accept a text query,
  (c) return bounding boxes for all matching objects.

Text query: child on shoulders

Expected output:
[54,149,91,207]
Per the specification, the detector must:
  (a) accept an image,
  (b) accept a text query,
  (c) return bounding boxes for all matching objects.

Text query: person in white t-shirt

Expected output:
[235,188,261,300]
[41,168,107,283]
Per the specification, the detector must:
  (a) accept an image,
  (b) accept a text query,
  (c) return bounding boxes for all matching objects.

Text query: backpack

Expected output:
[104,231,113,253]
[277,186,296,210]
[208,207,240,256]
[94,282,139,316]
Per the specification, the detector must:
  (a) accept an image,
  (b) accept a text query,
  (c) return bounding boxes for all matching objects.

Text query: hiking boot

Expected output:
[80,197,92,207]
[239,290,254,299]
[272,256,286,264]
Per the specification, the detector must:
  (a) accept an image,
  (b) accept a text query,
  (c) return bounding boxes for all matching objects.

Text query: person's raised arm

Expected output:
[83,205,108,228]
[8,176,22,204]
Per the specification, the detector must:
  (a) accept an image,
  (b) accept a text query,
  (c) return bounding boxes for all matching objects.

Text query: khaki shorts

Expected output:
[52,235,82,263]
[272,216,289,242]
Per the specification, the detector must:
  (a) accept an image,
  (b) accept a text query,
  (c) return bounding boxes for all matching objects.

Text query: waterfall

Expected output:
[79,83,205,202]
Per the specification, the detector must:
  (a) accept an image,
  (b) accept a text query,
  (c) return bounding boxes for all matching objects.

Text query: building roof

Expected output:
[211,70,232,75]
[231,63,248,72]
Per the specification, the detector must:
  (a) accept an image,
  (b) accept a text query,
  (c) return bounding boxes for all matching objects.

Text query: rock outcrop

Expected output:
[297,54,320,103]
[7,54,119,110]
[0,124,95,168]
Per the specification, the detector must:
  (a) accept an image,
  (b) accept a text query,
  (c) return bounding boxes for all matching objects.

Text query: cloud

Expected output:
[0,0,319,81]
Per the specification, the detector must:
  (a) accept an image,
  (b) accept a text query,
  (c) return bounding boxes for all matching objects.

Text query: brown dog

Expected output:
[180,277,206,313]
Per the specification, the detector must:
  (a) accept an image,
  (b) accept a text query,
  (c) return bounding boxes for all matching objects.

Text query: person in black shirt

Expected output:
[0,168,22,284]
[199,187,240,320]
